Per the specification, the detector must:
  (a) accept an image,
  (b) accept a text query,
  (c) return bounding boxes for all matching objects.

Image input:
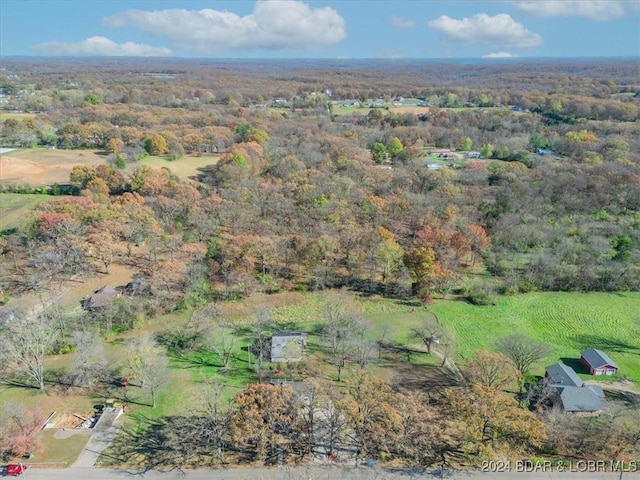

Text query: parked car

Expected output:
[6,463,26,476]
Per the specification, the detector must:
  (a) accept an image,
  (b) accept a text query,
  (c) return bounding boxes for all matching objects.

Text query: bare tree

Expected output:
[464,350,521,390]
[324,313,363,382]
[207,318,238,370]
[351,335,377,370]
[321,290,366,381]
[411,316,444,355]
[1,310,57,390]
[65,330,108,388]
[249,305,273,383]
[494,333,553,375]
[125,334,169,407]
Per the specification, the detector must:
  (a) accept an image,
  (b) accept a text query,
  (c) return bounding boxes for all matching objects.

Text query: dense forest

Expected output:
[0,58,639,470]
[1,58,639,301]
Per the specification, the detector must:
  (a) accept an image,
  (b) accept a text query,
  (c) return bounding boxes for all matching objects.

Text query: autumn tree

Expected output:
[375,226,404,288]
[144,133,169,155]
[395,391,444,466]
[444,384,546,462]
[386,137,404,160]
[339,373,399,464]
[231,383,305,463]
[0,404,47,457]
[464,350,521,390]
[105,137,124,154]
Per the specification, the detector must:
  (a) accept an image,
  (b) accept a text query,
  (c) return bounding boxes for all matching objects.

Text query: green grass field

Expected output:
[0,193,57,232]
[138,155,219,182]
[34,430,91,466]
[430,292,640,382]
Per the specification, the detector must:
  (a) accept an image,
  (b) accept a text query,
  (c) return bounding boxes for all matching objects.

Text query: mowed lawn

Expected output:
[138,155,219,182]
[0,193,58,231]
[430,292,640,383]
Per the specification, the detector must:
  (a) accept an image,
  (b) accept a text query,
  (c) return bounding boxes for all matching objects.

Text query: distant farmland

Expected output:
[0,148,219,187]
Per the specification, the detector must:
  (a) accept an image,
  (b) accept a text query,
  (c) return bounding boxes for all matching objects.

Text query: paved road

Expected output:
[15,466,640,480]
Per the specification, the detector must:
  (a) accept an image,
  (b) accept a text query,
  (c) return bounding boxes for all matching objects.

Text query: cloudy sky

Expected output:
[1,0,638,58]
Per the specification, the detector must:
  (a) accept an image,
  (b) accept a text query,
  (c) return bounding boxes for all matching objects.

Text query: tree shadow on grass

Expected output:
[100,414,230,471]
[2,378,40,390]
[573,334,640,355]
[559,357,589,375]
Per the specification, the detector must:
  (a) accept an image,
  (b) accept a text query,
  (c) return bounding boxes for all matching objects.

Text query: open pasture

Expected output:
[138,155,219,182]
[430,292,640,383]
[0,148,107,186]
[0,193,56,231]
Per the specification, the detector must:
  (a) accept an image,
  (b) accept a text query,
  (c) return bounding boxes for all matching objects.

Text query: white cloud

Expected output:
[482,51,518,58]
[32,36,172,56]
[511,1,629,21]
[428,13,542,49]
[391,16,416,29]
[103,0,346,53]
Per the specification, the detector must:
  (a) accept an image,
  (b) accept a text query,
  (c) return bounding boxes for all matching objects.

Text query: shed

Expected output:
[580,348,618,376]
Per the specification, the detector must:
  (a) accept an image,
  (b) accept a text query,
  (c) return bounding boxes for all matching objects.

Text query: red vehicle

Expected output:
[6,463,26,476]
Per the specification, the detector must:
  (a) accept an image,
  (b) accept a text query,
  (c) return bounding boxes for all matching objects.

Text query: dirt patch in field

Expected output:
[585,379,640,405]
[388,106,430,114]
[1,150,107,186]
[48,411,96,429]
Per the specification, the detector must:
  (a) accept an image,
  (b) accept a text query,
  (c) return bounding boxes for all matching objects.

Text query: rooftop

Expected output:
[546,363,583,387]
[581,348,618,369]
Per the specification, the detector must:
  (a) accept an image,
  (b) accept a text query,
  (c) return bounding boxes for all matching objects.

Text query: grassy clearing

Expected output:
[0,112,35,121]
[33,430,91,466]
[0,193,57,231]
[430,292,640,383]
[1,148,107,186]
[138,155,219,182]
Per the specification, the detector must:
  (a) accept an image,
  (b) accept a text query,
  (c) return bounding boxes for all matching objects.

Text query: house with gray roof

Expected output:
[82,285,120,311]
[554,385,605,414]
[545,362,607,415]
[580,348,618,376]
[270,330,307,363]
[545,363,583,387]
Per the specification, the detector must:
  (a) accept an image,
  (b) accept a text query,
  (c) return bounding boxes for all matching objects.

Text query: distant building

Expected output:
[271,330,307,362]
[580,349,618,376]
[82,285,120,311]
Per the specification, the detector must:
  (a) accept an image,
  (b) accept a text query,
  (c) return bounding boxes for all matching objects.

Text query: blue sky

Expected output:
[1,0,639,58]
